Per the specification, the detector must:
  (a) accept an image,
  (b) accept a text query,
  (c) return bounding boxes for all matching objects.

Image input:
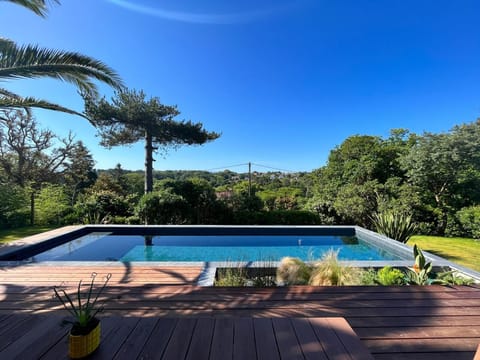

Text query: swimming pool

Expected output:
[0,225,412,263]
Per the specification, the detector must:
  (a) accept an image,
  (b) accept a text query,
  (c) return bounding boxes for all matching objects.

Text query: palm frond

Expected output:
[0,42,124,95]
[0,94,89,119]
[1,0,59,17]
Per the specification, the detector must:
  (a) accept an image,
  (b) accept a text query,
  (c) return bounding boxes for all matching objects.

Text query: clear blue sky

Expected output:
[2,0,480,172]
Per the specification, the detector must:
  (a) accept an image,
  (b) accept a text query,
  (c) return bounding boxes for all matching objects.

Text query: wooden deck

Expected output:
[0,315,374,359]
[0,264,479,359]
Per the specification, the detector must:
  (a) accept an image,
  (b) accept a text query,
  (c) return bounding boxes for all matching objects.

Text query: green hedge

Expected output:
[231,210,321,225]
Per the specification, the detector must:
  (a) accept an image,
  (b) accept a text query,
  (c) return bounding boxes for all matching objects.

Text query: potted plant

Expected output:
[53,272,112,359]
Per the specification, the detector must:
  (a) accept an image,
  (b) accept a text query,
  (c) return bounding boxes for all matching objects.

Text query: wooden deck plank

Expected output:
[161,318,196,360]
[290,318,328,360]
[327,317,374,360]
[136,317,178,360]
[310,317,351,360]
[0,315,63,359]
[89,317,140,359]
[113,317,158,360]
[272,318,304,360]
[254,318,280,360]
[185,318,215,360]
[210,318,234,360]
[233,318,257,360]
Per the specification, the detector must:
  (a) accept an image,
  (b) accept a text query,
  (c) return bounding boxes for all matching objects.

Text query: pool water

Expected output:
[29,233,403,262]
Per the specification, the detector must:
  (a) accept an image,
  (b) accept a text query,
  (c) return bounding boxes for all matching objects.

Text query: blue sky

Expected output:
[2,0,480,172]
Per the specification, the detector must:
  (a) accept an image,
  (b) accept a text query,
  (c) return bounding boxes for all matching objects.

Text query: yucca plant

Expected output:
[53,272,111,335]
[371,210,417,243]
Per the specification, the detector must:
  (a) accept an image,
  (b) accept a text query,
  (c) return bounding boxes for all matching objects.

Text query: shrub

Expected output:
[276,257,312,285]
[455,206,480,239]
[360,268,377,285]
[371,210,417,243]
[135,190,188,224]
[376,266,405,285]
[232,210,321,225]
[215,267,247,286]
[35,185,71,225]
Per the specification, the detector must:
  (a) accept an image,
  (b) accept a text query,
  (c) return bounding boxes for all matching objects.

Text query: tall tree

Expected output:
[401,120,480,234]
[0,0,123,116]
[0,109,77,223]
[62,141,96,205]
[84,89,220,193]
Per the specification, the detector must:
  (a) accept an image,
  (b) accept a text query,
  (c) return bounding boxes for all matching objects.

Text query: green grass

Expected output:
[407,235,480,272]
[0,225,57,244]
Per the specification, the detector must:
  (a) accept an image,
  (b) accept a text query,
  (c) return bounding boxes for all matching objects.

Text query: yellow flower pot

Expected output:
[68,319,101,359]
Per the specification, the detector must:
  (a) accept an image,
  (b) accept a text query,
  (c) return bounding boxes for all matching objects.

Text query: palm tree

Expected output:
[2,0,59,17]
[0,0,124,117]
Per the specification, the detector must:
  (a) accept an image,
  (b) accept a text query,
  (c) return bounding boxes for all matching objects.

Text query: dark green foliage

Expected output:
[0,181,29,228]
[135,190,188,225]
[371,210,417,243]
[432,270,474,285]
[35,184,72,225]
[232,210,320,225]
[454,206,480,239]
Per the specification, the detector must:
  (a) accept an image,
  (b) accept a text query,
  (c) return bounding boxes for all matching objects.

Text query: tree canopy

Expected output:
[84,89,220,193]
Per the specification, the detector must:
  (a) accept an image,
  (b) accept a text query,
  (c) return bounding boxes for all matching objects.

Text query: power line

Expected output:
[251,163,297,173]
[204,162,299,174]
[204,163,249,172]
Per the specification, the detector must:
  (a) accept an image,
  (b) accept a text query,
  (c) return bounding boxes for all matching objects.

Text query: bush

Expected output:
[135,190,188,224]
[455,206,480,239]
[376,266,405,285]
[35,185,71,226]
[232,210,321,225]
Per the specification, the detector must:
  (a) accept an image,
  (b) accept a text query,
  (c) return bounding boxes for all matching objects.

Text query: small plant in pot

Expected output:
[53,272,112,359]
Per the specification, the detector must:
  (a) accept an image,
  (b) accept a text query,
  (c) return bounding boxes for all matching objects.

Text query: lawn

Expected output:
[407,235,480,272]
[0,225,58,244]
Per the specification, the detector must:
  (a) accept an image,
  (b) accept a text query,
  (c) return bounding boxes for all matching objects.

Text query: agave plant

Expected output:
[53,273,112,334]
[371,210,417,243]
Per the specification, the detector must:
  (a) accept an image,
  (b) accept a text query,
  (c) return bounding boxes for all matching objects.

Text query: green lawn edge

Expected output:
[0,226,58,244]
[407,235,480,272]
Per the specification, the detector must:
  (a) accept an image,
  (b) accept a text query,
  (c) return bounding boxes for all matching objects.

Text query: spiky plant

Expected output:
[371,210,417,243]
[53,273,111,335]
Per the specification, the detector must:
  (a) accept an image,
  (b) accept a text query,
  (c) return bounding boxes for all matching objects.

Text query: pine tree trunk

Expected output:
[144,130,153,194]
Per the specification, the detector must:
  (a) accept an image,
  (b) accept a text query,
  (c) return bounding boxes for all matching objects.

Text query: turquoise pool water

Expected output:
[30,233,403,262]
